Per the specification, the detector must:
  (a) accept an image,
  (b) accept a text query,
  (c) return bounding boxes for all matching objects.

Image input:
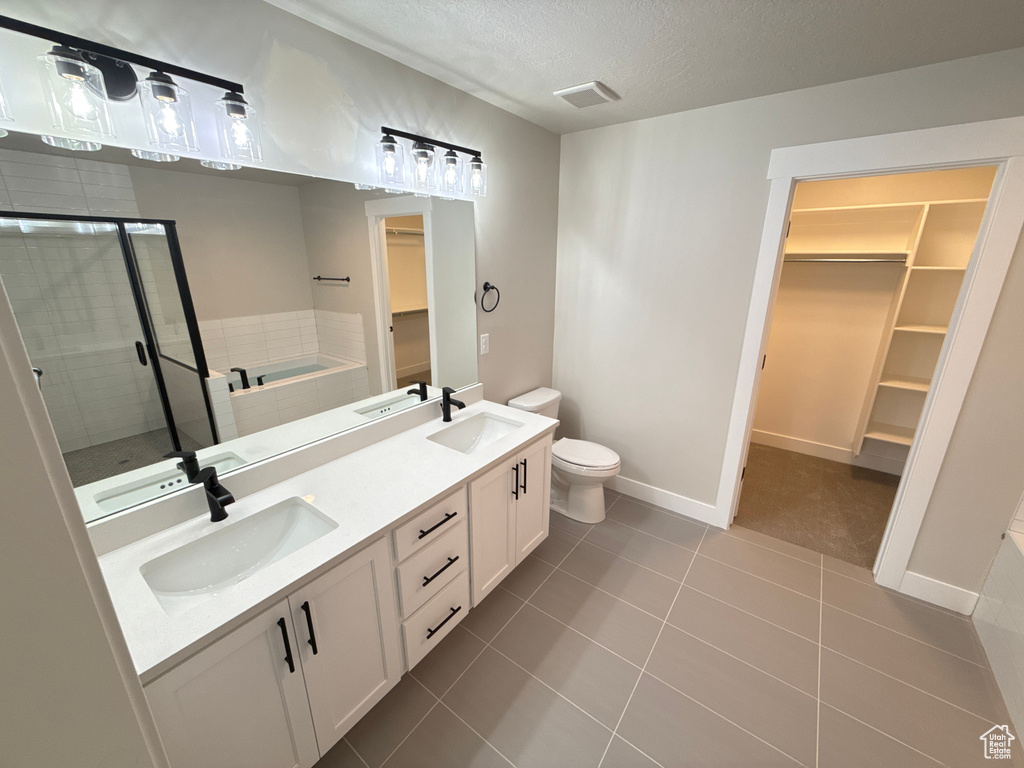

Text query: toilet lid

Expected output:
[552,438,620,470]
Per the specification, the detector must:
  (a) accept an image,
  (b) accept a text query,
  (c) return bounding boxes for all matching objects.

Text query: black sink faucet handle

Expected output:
[165,450,201,482]
[407,380,428,401]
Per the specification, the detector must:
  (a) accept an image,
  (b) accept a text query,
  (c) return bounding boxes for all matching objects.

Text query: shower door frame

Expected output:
[0,210,217,452]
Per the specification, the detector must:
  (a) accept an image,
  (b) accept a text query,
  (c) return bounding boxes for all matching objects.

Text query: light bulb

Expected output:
[230,118,253,151]
[383,150,397,177]
[158,103,183,137]
[66,81,98,121]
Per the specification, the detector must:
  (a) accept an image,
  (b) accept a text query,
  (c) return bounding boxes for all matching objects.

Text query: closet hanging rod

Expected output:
[386,227,424,236]
[784,255,907,264]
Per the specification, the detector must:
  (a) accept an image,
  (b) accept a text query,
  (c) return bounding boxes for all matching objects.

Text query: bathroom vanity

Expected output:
[96,396,556,768]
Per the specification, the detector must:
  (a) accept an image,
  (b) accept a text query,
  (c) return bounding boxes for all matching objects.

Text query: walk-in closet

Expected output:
[736,166,997,566]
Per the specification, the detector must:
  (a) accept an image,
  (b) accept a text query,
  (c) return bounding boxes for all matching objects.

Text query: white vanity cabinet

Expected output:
[469,434,552,605]
[145,537,401,768]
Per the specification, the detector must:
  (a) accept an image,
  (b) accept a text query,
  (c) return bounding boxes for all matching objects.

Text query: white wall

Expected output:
[555,47,1024,522]
[0,0,560,405]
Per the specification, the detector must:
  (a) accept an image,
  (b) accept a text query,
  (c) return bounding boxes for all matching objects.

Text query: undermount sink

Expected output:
[427,412,523,455]
[141,497,337,615]
[94,452,246,514]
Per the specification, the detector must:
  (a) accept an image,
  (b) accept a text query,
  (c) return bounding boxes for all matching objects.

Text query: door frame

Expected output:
[716,116,1024,603]
[364,195,437,391]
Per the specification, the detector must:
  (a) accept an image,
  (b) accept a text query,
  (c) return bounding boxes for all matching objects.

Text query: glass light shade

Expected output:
[375,134,406,188]
[465,155,487,197]
[38,46,114,141]
[140,73,198,154]
[438,150,463,197]
[410,142,438,196]
[215,91,262,164]
[353,183,376,190]
[131,149,179,162]
[41,135,102,152]
[201,159,242,171]
[0,74,13,124]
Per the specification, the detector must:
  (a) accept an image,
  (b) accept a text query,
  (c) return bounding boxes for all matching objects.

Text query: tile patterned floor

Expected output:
[63,428,202,486]
[316,491,1019,768]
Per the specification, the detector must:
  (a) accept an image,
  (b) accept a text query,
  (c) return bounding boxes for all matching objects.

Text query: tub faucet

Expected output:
[195,467,234,522]
[165,450,201,482]
[440,387,466,423]
[407,380,428,401]
[230,367,251,390]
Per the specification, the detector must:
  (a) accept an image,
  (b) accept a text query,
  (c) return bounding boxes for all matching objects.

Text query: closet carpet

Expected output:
[734,443,899,568]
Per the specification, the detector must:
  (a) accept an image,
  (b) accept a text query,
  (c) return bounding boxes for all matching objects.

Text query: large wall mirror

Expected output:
[0,131,479,522]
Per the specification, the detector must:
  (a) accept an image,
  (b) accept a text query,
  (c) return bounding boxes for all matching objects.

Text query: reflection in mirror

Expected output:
[0,131,478,522]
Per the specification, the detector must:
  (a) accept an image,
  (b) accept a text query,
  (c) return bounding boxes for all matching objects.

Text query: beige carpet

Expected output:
[733,443,900,568]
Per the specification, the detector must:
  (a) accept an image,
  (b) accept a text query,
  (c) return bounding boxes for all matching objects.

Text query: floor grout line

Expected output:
[824,565,976,621]
[681,581,819,643]
[719,524,825,568]
[823,602,989,668]
[435,698,518,767]
[817,702,944,766]
[373,696,440,768]
[597,525,709,768]
[816,558,823,768]
[691,551,822,602]
[550,560,677,621]
[343,736,371,768]
[570,536,689,584]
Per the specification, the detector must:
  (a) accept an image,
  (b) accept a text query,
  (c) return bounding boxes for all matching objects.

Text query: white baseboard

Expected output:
[751,429,905,476]
[396,361,430,377]
[899,570,979,615]
[607,475,720,528]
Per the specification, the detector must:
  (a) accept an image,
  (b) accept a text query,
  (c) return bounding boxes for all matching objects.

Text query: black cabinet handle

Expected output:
[135,341,148,366]
[418,511,457,539]
[521,458,527,494]
[422,556,460,587]
[426,605,462,639]
[512,463,519,500]
[277,618,295,673]
[301,601,318,655]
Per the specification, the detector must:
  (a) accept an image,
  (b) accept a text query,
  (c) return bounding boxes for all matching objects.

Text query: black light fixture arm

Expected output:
[380,126,480,158]
[0,14,244,94]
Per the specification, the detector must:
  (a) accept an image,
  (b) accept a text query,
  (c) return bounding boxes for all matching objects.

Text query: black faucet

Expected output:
[440,387,466,423]
[230,367,251,390]
[165,450,201,482]
[407,380,428,402]
[195,467,234,522]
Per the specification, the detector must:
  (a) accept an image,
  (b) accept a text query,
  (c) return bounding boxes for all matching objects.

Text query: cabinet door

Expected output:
[515,435,552,563]
[290,537,401,754]
[145,600,319,768]
[469,457,517,606]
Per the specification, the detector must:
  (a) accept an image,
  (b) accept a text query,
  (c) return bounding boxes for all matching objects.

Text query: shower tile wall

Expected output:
[0,151,163,453]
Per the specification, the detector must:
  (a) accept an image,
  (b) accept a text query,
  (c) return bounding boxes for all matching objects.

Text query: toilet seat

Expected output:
[552,438,620,471]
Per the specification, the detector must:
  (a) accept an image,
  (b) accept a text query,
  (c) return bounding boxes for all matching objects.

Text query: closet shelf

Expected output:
[894,324,947,335]
[864,422,916,446]
[911,265,967,272]
[878,375,931,392]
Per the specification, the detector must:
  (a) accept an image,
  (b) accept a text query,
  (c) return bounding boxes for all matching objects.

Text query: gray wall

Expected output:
[555,46,1024,592]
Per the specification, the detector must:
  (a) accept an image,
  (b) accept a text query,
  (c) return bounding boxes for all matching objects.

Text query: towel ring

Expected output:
[481,282,500,312]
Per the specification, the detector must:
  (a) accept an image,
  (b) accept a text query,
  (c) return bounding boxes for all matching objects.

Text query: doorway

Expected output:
[383,215,431,389]
[733,166,996,567]
[0,212,214,485]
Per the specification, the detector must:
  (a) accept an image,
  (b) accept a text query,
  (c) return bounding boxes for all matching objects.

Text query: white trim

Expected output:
[365,196,435,392]
[898,571,979,615]
[607,475,719,528]
[396,361,431,377]
[750,429,904,476]
[716,115,1024,600]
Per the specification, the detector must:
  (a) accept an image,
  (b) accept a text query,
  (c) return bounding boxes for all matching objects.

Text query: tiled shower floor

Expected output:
[62,428,201,486]
[317,491,1018,768]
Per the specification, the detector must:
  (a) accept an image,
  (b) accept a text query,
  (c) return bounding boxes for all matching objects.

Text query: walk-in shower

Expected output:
[0,212,214,485]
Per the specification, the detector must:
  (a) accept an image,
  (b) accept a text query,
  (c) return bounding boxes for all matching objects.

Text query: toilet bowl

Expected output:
[507,388,620,524]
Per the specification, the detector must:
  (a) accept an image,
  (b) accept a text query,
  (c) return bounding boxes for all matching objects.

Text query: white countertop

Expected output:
[99,399,557,683]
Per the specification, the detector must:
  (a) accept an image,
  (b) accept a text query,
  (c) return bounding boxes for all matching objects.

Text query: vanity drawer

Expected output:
[402,570,470,669]
[396,519,468,618]
[393,486,467,561]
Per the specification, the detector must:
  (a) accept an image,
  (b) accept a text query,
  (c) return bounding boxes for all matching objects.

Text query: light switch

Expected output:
[480,333,490,355]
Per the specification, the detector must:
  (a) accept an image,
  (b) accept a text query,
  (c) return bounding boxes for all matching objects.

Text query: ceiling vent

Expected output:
[553,81,619,109]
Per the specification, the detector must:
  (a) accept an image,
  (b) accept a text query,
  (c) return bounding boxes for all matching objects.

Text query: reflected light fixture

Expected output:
[215,91,262,165]
[200,159,242,171]
[376,127,486,198]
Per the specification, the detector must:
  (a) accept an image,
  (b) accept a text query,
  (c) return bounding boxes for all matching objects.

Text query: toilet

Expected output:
[507,387,620,524]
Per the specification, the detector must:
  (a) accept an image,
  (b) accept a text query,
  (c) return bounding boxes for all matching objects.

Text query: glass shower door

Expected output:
[0,216,179,485]
[124,222,215,448]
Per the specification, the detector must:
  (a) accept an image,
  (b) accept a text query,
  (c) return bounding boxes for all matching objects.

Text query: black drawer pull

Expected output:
[512,463,519,500]
[301,600,318,655]
[277,618,295,673]
[422,556,460,587]
[426,605,462,639]
[418,511,457,539]
[521,458,527,493]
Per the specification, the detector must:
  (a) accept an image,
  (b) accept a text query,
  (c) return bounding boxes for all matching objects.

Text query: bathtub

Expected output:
[206,353,370,439]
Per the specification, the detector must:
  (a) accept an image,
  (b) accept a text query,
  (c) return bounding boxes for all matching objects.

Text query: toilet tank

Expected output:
[507,387,561,419]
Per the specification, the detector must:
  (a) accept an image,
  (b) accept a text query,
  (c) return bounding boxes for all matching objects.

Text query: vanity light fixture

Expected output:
[200,160,242,171]
[376,127,487,197]
[0,74,12,137]
[0,14,255,162]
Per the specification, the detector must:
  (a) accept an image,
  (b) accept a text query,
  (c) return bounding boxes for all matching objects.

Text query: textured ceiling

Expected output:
[264,0,1024,134]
